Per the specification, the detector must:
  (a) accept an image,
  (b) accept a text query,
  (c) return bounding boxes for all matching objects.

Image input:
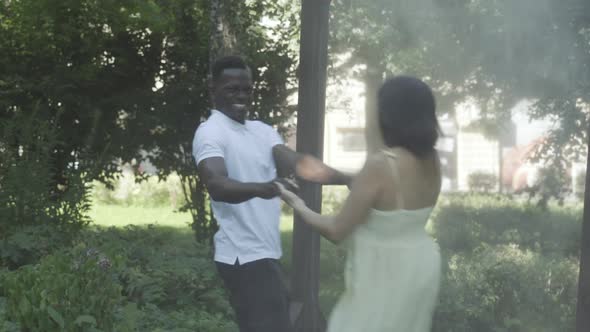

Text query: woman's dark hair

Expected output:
[377,76,440,157]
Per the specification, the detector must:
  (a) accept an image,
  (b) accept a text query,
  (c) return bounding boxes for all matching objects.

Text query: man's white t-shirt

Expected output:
[192,110,284,264]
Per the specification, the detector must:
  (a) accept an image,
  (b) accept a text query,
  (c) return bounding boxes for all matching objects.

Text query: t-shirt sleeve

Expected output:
[267,125,284,147]
[192,125,224,166]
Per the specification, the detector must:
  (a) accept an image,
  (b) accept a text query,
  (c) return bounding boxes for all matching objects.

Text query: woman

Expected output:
[277,76,442,331]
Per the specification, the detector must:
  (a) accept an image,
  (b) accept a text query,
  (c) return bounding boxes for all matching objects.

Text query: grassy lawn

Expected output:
[89,204,194,228]
[90,203,297,231]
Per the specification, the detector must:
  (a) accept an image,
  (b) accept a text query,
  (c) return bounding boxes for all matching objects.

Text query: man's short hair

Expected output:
[211,55,250,82]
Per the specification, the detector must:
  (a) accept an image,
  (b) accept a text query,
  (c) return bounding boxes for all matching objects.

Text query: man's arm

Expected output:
[272,145,353,186]
[198,157,278,204]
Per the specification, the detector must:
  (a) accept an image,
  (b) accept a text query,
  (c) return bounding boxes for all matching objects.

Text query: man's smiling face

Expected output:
[211,67,253,124]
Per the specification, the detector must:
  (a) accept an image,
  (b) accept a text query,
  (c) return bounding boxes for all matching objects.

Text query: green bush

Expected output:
[83,225,237,331]
[1,225,237,331]
[2,193,580,331]
[468,171,498,193]
[431,194,582,256]
[0,112,92,235]
[322,186,349,215]
[0,224,74,269]
[433,245,578,332]
[0,225,66,269]
[0,292,20,332]
[4,245,122,331]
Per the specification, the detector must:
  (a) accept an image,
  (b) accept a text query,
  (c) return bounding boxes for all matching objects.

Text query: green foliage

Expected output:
[1,195,581,330]
[330,0,589,182]
[0,112,92,269]
[434,246,578,332]
[4,245,122,331]
[0,112,92,234]
[0,224,73,269]
[468,171,498,193]
[0,289,21,332]
[321,186,348,215]
[0,0,298,243]
[0,0,175,182]
[0,117,91,275]
[431,194,582,256]
[82,225,236,331]
[525,167,573,208]
[0,225,237,331]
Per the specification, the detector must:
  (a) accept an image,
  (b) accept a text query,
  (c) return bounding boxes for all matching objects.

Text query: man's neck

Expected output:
[213,109,246,124]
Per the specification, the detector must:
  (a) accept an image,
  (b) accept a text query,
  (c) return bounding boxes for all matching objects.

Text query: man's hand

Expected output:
[274,176,300,194]
[256,181,281,199]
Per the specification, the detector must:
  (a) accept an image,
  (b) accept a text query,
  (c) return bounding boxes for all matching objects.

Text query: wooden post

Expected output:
[291,0,331,331]
[576,127,590,332]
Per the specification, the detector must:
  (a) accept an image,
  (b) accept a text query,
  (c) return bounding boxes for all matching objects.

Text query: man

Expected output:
[193,55,350,332]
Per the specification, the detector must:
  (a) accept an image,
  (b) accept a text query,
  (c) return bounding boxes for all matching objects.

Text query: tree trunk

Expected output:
[576,128,590,332]
[185,0,241,243]
[209,0,238,66]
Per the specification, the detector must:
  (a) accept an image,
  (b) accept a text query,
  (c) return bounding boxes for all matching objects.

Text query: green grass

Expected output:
[89,204,194,228]
[90,203,297,230]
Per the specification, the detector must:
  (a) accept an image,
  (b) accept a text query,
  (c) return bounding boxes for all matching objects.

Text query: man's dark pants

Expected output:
[216,258,294,332]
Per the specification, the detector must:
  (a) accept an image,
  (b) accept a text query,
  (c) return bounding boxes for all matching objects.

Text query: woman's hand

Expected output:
[274,181,305,210]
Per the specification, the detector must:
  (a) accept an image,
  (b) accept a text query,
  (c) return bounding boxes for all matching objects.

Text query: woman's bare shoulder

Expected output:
[364,151,390,172]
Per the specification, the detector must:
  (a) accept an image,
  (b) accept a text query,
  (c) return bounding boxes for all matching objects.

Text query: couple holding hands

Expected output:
[193,55,441,332]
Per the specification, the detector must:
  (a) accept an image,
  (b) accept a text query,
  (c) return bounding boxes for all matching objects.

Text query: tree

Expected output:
[0,0,298,241]
[329,0,475,152]
[1,0,177,233]
[330,1,590,329]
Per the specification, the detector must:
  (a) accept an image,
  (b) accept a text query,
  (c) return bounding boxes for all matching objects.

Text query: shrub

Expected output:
[4,245,122,331]
[431,194,582,256]
[82,225,237,331]
[0,293,20,332]
[321,186,348,215]
[433,245,578,332]
[468,171,498,193]
[0,224,74,269]
[0,112,92,235]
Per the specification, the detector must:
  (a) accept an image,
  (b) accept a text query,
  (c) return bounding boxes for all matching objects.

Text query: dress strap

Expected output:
[381,149,405,208]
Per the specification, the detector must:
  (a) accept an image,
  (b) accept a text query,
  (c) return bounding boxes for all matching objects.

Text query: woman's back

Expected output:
[325,148,442,332]
[372,147,441,212]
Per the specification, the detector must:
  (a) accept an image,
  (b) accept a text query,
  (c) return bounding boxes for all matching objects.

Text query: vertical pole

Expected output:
[292,0,331,331]
[576,127,590,332]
